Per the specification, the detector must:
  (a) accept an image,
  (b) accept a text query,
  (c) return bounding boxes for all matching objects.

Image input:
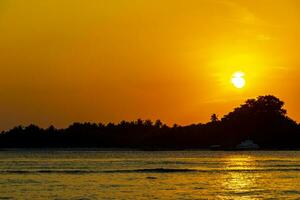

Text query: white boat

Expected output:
[236,140,260,150]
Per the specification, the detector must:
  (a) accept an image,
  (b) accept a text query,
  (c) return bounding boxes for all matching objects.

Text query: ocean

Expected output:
[0,150,299,199]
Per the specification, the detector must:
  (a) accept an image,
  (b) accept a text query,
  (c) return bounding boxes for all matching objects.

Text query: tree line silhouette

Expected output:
[0,95,299,149]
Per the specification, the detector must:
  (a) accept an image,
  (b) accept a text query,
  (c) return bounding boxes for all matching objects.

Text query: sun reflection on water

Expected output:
[221,155,261,199]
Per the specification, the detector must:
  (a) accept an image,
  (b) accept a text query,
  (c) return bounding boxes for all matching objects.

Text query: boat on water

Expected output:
[236,140,260,150]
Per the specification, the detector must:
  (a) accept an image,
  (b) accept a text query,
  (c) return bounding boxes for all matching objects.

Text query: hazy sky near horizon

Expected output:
[1,0,300,130]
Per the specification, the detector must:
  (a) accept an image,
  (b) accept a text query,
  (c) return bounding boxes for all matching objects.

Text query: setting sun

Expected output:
[231,72,246,89]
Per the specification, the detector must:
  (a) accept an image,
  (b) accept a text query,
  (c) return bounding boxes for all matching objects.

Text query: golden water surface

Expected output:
[0,150,299,199]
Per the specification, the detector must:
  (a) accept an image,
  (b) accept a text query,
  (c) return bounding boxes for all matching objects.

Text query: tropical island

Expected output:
[0,95,299,150]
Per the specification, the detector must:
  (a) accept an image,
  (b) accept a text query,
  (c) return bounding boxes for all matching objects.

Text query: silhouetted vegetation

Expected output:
[0,95,299,149]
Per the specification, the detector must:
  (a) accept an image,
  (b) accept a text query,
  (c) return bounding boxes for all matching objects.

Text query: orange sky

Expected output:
[0,0,300,130]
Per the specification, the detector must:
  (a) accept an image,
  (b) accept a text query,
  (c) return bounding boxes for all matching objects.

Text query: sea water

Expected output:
[0,150,299,199]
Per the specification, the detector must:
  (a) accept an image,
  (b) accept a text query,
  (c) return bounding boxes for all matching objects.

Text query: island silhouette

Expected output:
[0,95,299,150]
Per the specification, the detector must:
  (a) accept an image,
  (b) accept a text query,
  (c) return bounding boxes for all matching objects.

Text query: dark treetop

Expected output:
[0,95,299,149]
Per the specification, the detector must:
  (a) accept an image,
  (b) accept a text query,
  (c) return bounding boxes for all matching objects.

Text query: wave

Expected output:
[110,168,300,173]
[106,168,198,173]
[0,168,197,174]
[1,167,300,174]
[0,170,97,174]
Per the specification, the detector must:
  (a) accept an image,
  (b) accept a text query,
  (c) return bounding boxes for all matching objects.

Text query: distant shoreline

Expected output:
[1,96,299,150]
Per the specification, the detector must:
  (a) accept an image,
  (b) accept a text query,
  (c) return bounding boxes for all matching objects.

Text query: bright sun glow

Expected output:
[231,71,246,89]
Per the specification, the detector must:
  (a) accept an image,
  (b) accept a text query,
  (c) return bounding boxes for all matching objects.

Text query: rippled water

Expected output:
[0,150,299,199]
